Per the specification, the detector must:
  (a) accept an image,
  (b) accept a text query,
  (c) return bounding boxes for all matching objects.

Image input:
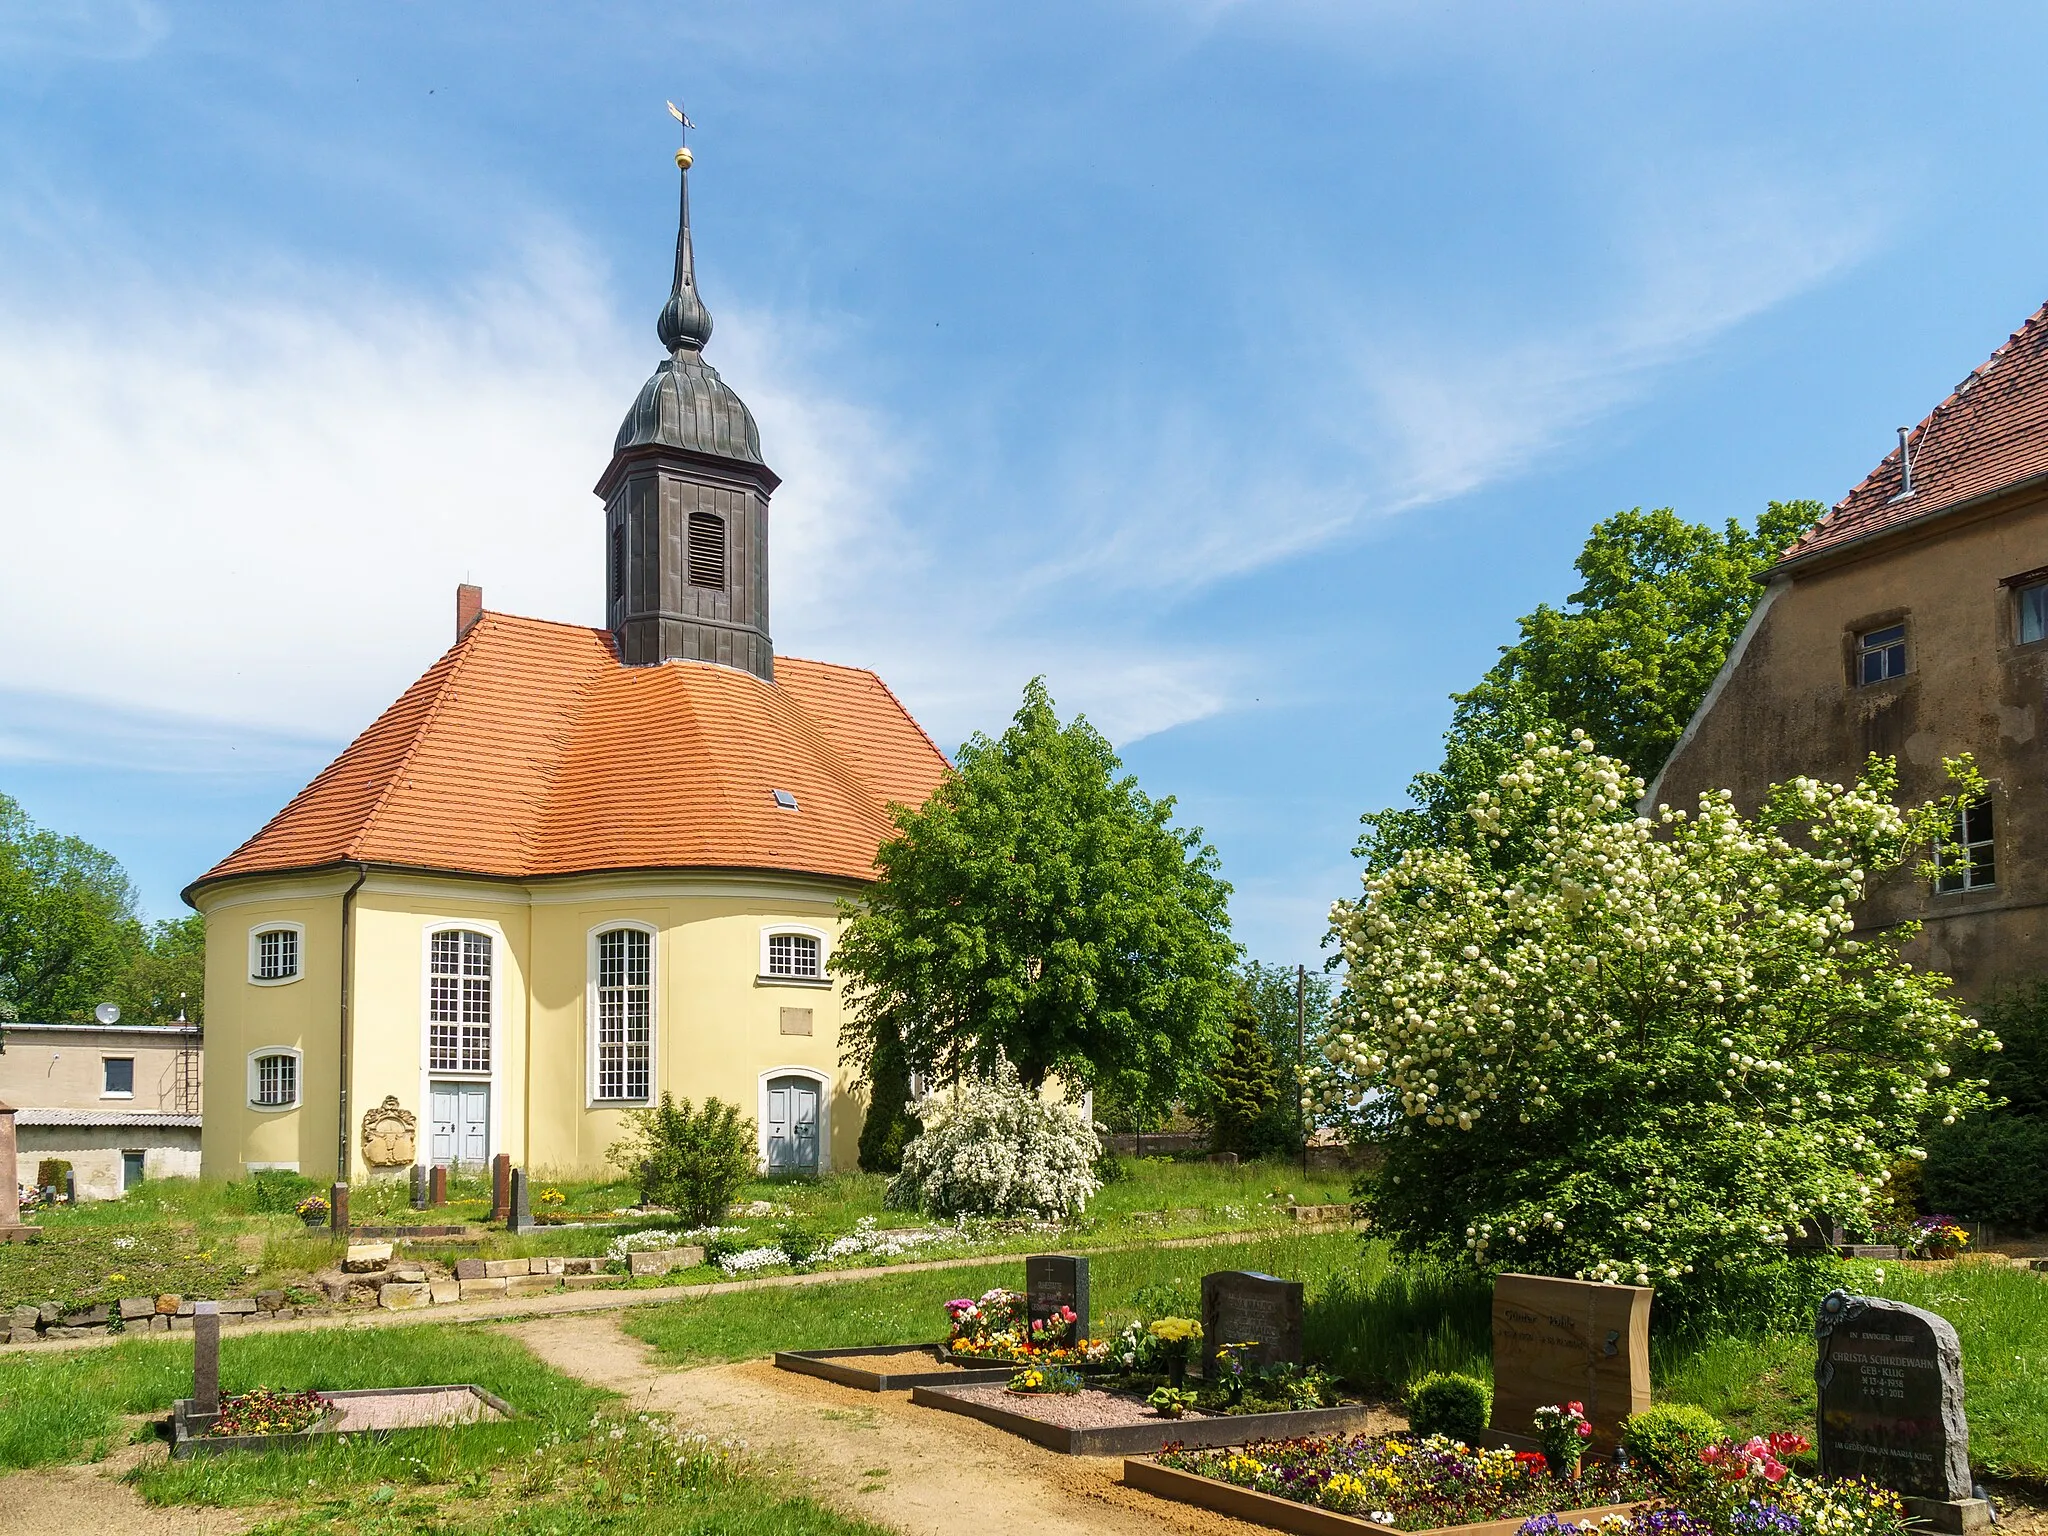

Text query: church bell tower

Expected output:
[596,123,780,678]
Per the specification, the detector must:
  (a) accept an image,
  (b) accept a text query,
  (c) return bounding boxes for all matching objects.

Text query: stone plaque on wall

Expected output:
[1024,1253,1089,1345]
[1201,1270,1303,1376]
[779,1008,814,1036]
[1490,1273,1651,1454]
[1815,1290,1971,1502]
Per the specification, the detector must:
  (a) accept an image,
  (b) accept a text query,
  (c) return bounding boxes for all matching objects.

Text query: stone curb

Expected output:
[0,1223,1365,1355]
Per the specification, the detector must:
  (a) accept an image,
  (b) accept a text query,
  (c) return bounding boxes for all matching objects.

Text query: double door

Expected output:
[430,1082,489,1167]
[764,1075,820,1176]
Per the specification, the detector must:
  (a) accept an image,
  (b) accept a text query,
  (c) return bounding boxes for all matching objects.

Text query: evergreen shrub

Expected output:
[1925,980,2048,1230]
[1621,1403,1726,1477]
[249,1168,317,1213]
[1405,1371,1489,1441]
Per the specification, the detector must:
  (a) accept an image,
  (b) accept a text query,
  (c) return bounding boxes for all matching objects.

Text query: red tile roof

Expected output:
[1784,301,2048,565]
[190,614,951,894]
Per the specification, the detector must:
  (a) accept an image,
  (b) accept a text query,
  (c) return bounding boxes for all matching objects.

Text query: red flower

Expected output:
[1576,1423,1593,1438]
[1567,1402,1584,1416]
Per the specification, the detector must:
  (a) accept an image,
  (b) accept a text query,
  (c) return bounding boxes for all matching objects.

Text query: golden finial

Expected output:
[668,100,695,169]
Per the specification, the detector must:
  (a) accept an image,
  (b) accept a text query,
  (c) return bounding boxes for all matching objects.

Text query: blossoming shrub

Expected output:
[1312,728,2001,1316]
[885,1060,1100,1217]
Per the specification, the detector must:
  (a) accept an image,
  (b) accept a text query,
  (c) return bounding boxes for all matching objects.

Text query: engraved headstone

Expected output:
[1489,1273,1651,1455]
[1815,1290,1975,1516]
[1201,1270,1303,1377]
[329,1181,349,1236]
[491,1153,511,1223]
[429,1164,448,1207]
[410,1164,428,1210]
[191,1301,221,1423]
[1024,1253,1089,1344]
[508,1167,533,1234]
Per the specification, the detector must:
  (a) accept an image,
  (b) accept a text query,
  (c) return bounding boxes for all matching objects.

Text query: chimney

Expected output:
[456,584,483,641]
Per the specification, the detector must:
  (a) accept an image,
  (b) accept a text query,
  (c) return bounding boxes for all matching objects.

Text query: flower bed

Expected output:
[773,1344,1013,1391]
[1153,1435,1655,1530]
[910,1381,1369,1456]
[171,1384,510,1458]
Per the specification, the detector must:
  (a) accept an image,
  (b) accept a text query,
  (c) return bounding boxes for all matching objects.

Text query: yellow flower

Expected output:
[106,1274,125,1283]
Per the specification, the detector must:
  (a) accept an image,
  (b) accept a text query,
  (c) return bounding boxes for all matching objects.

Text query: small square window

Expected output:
[772,788,799,811]
[1936,797,1996,894]
[2019,583,2048,646]
[253,927,300,981]
[1856,624,1906,685]
[103,1057,134,1097]
[767,933,822,978]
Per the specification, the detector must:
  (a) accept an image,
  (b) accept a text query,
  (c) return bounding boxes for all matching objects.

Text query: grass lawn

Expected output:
[0,1324,882,1536]
[1,1155,1353,1312]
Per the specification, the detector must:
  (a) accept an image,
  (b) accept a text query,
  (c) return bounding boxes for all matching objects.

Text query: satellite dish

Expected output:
[94,1003,121,1025]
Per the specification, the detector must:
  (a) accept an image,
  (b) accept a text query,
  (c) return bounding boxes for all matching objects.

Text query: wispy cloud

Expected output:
[0,0,167,60]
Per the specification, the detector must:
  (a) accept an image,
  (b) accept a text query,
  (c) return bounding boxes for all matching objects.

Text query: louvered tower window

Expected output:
[687,511,727,589]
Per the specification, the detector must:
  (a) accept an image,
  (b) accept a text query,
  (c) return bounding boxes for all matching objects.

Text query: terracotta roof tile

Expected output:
[1786,300,2048,564]
[194,615,950,892]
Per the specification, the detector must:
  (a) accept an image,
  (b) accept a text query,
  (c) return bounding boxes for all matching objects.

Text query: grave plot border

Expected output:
[774,1344,1015,1391]
[908,1383,1368,1456]
[1123,1458,1643,1536]
[170,1383,512,1458]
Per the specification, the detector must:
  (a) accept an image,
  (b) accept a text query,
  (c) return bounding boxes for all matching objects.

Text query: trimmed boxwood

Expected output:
[1405,1370,1489,1442]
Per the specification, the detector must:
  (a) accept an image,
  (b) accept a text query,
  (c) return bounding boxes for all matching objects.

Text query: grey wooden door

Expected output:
[430,1082,489,1167]
[764,1076,820,1175]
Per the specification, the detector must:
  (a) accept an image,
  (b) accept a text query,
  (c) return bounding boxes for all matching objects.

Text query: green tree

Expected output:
[1923,980,2048,1228]
[607,1094,756,1223]
[109,914,206,1025]
[834,678,1237,1109]
[1207,1007,1279,1156]
[856,1020,919,1173]
[1313,727,2000,1316]
[1478,500,1821,781]
[1206,960,1332,1154]
[1356,502,1822,881]
[0,792,144,1022]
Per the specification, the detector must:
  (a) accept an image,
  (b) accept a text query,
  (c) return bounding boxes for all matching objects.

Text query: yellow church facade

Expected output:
[186,139,949,1182]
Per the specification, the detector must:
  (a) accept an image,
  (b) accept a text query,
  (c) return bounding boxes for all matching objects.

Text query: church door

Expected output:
[430,1082,489,1168]
[763,1075,820,1176]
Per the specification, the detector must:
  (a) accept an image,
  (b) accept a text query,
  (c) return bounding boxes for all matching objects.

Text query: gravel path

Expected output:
[511,1312,1260,1536]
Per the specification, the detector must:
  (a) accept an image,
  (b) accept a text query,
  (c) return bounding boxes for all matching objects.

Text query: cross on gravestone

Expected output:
[409,1164,428,1210]
[508,1167,533,1234]
[1201,1270,1303,1378]
[329,1182,349,1237]
[191,1301,221,1424]
[1815,1290,1986,1530]
[491,1153,511,1223]
[1488,1273,1651,1456]
[1024,1254,1089,1345]
[429,1164,448,1207]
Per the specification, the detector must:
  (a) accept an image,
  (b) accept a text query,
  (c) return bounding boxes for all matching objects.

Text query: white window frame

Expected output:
[1935,797,1997,894]
[100,1054,136,1100]
[416,920,506,1171]
[248,921,306,986]
[586,921,657,1106]
[756,1065,831,1175]
[247,1046,303,1112]
[758,923,830,986]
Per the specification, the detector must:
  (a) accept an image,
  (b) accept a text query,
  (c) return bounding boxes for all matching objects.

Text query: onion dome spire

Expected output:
[656,132,713,354]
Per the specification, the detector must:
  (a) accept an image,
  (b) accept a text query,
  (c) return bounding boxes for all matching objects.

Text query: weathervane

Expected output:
[667,100,695,170]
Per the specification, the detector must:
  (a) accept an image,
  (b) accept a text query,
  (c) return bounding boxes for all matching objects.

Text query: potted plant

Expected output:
[294,1194,330,1228]
[1146,1316,1201,1388]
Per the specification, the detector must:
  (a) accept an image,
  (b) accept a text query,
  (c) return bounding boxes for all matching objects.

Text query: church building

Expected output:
[185,138,949,1182]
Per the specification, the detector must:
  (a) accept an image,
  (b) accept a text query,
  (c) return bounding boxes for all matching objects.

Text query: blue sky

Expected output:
[3,2,2047,965]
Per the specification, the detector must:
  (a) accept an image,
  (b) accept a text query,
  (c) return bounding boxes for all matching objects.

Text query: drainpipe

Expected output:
[336,862,369,1179]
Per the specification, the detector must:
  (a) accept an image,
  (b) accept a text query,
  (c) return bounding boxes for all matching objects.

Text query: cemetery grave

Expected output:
[168,1300,510,1457]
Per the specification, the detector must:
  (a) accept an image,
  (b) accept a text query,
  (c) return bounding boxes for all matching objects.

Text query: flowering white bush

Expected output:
[605,1226,742,1262]
[717,1245,791,1275]
[1310,728,2000,1305]
[886,1059,1100,1217]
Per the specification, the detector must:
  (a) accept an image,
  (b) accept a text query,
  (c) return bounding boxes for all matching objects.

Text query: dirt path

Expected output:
[512,1312,1310,1536]
[0,1441,258,1536]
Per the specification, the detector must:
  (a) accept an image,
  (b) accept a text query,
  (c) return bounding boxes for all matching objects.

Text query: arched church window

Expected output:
[687,511,726,589]
[428,929,492,1073]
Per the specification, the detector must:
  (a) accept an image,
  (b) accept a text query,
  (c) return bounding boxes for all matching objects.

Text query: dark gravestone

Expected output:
[191,1301,221,1425]
[1201,1270,1303,1377]
[429,1164,448,1207]
[1816,1290,1984,1530]
[491,1153,511,1223]
[1024,1254,1089,1345]
[508,1168,533,1234]
[409,1164,428,1210]
[329,1182,349,1236]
